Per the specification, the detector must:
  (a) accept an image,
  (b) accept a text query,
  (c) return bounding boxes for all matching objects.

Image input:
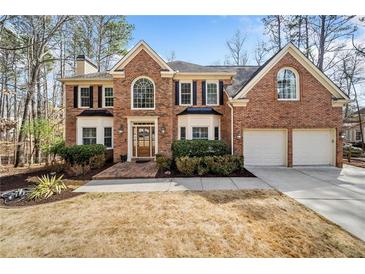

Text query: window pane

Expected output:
[277,69,297,99]
[82,128,96,145]
[104,127,112,148]
[180,83,191,105]
[214,127,219,140]
[104,88,113,107]
[207,83,218,105]
[192,127,208,140]
[80,88,90,107]
[180,127,186,140]
[133,78,154,108]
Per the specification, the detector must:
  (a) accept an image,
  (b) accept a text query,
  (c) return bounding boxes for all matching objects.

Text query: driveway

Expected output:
[246,164,365,241]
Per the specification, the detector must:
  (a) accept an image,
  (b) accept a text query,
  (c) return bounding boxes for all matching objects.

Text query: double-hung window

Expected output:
[180,82,192,105]
[104,127,112,148]
[104,87,113,107]
[180,127,186,140]
[206,81,219,105]
[80,87,90,107]
[192,127,208,140]
[82,128,96,145]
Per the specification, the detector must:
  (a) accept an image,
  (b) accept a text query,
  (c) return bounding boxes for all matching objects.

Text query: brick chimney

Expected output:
[76,55,98,75]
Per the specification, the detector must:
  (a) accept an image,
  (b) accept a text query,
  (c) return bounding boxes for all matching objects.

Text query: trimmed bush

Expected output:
[59,144,106,166]
[172,140,229,158]
[175,155,244,176]
[49,139,65,157]
[156,154,172,171]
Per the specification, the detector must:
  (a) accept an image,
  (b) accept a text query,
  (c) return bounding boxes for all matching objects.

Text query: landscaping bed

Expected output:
[156,166,255,178]
[1,190,364,257]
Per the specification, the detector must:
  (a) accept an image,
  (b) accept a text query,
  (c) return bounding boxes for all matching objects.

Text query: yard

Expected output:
[1,189,364,257]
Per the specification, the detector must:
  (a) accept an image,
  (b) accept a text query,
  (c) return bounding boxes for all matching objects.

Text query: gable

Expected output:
[232,43,349,102]
[110,40,174,74]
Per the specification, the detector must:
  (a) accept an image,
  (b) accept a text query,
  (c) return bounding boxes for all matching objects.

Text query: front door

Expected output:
[137,127,151,157]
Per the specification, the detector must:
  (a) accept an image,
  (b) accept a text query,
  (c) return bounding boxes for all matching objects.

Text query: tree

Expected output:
[226,30,248,65]
[254,41,268,66]
[166,50,176,62]
[352,17,365,57]
[262,16,285,52]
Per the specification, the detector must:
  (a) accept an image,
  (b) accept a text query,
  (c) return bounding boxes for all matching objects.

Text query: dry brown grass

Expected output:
[0,190,364,258]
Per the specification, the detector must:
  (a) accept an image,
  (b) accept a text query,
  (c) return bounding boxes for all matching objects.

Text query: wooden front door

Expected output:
[137,127,151,157]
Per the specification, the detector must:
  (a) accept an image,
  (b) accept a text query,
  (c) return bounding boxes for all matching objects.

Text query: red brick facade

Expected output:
[232,52,343,167]
[63,47,344,167]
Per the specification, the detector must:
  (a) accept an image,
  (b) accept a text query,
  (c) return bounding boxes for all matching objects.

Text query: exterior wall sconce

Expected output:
[237,133,241,139]
[118,127,124,134]
[161,125,166,134]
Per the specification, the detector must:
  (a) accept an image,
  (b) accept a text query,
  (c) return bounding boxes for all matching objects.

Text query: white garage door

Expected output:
[243,130,287,166]
[293,129,334,166]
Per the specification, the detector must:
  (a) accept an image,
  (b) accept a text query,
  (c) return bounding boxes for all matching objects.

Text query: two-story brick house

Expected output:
[60,40,348,167]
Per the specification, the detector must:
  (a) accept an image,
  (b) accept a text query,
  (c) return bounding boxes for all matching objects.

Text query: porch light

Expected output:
[118,127,124,134]
[161,126,166,134]
[237,132,241,139]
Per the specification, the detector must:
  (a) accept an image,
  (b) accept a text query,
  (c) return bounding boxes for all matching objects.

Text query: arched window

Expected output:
[132,77,155,109]
[277,68,299,100]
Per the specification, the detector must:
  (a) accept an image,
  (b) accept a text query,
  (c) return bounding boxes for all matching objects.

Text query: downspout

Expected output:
[228,101,234,155]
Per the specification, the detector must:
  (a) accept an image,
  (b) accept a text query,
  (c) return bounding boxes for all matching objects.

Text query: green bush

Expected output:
[175,156,199,176]
[28,175,67,200]
[49,139,65,157]
[155,154,172,171]
[59,144,106,166]
[175,155,244,176]
[172,140,229,158]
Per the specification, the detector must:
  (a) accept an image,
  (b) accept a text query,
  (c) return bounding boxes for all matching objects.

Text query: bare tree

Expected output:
[166,50,176,62]
[254,41,268,66]
[226,30,248,65]
[262,16,285,52]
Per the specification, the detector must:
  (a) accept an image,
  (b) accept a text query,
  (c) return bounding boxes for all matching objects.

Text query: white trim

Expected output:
[177,114,221,140]
[131,76,156,110]
[110,40,174,73]
[205,80,219,106]
[76,116,113,149]
[127,116,158,161]
[102,86,114,108]
[228,103,234,155]
[179,80,193,106]
[276,67,300,101]
[78,86,91,108]
[229,98,250,107]
[233,43,349,101]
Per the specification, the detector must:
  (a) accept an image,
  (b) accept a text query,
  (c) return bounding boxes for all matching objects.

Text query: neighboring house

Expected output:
[59,41,349,167]
[343,108,365,144]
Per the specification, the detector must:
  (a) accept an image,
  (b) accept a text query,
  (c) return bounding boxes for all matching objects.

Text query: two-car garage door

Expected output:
[243,129,335,166]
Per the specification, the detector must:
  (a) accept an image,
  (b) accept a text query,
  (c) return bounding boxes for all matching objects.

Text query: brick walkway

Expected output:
[92,161,158,179]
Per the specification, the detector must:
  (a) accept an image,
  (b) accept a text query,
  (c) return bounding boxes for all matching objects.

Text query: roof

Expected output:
[77,109,113,117]
[59,72,113,81]
[177,107,222,116]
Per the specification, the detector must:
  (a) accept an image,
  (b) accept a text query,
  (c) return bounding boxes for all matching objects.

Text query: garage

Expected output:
[293,129,335,166]
[243,129,287,166]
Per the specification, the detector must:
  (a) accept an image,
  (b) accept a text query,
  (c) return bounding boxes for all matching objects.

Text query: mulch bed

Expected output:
[156,167,255,178]
[0,162,114,207]
[343,158,365,168]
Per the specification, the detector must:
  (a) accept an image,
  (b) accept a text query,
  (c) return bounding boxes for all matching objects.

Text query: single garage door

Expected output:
[243,129,287,166]
[293,129,334,166]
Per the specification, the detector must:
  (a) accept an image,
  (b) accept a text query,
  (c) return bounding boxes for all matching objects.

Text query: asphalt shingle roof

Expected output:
[177,107,222,116]
[77,109,113,117]
[61,72,113,81]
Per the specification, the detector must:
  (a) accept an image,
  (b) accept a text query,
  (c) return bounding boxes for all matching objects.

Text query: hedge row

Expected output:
[172,140,229,158]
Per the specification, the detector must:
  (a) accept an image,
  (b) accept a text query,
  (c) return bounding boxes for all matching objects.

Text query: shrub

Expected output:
[172,140,229,158]
[343,144,363,157]
[156,154,172,171]
[28,174,67,200]
[175,156,199,176]
[59,144,106,166]
[49,139,65,158]
[204,156,235,176]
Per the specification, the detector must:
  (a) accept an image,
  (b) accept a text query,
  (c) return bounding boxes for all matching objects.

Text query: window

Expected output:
[192,127,208,140]
[104,127,112,148]
[82,128,96,144]
[132,77,155,109]
[207,82,218,105]
[277,68,298,100]
[356,131,361,141]
[180,127,186,140]
[104,87,113,107]
[80,87,90,107]
[214,127,219,140]
[180,82,192,105]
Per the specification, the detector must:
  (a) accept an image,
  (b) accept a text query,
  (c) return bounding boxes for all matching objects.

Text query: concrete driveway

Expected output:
[246,164,365,241]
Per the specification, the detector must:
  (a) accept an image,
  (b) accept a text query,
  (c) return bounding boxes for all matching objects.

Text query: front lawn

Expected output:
[1,190,364,257]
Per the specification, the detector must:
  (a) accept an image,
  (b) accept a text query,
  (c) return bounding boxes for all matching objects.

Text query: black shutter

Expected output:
[202,81,206,105]
[98,86,102,108]
[89,86,93,108]
[73,86,78,108]
[175,81,179,105]
[219,81,224,105]
[192,81,197,105]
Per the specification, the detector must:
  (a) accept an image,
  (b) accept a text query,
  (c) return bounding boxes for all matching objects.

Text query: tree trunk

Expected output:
[318,16,326,71]
[352,83,364,150]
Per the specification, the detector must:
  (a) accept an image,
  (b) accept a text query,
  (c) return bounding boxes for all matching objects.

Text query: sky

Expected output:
[126,16,265,65]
